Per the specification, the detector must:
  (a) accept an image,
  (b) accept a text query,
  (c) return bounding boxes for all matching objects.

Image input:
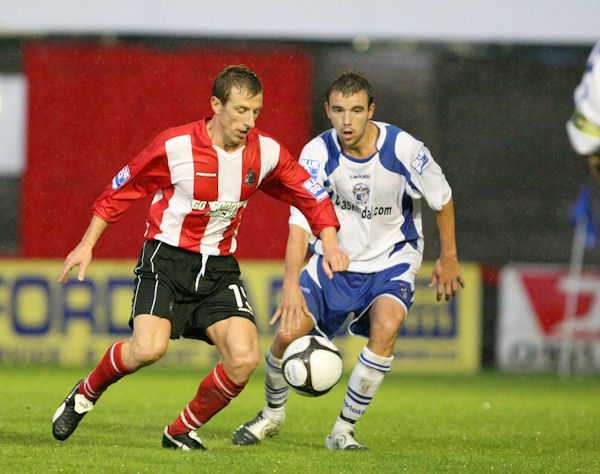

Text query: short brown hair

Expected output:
[212,65,263,104]
[326,70,375,106]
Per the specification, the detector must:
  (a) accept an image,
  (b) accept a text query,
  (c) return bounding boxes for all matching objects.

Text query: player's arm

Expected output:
[60,136,168,284]
[428,198,465,301]
[587,155,600,181]
[259,143,343,241]
[270,224,312,335]
[260,144,348,283]
[404,143,463,300]
[58,215,108,283]
[318,226,348,278]
[92,133,171,224]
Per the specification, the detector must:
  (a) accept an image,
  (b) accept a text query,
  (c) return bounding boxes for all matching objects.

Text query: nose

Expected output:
[245,111,256,129]
[343,111,351,125]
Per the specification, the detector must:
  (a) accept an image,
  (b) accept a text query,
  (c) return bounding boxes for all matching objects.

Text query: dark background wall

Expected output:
[0,38,594,264]
[0,38,595,366]
[309,44,596,265]
[305,43,595,366]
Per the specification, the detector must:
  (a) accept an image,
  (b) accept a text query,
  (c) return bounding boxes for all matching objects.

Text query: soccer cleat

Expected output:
[232,410,284,445]
[52,380,95,441]
[162,427,207,451]
[325,430,369,451]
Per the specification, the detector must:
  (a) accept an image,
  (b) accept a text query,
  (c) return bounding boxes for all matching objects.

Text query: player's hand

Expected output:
[321,244,349,280]
[587,155,600,182]
[58,243,93,283]
[429,255,465,301]
[270,282,311,336]
[318,226,349,279]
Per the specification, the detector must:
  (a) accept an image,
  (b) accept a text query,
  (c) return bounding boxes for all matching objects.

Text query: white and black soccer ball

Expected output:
[281,335,343,397]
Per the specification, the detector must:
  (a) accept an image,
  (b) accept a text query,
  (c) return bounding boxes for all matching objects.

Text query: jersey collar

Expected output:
[195,117,215,147]
[331,121,388,163]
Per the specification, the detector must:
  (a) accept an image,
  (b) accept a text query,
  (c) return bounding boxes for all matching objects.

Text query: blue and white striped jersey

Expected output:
[290,121,452,273]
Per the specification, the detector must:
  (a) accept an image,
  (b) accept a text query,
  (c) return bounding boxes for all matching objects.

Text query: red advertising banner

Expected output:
[21,41,313,259]
[498,264,600,372]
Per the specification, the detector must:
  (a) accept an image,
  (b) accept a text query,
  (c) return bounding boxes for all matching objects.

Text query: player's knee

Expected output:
[375,318,403,340]
[388,310,406,331]
[275,332,298,351]
[373,306,406,332]
[244,346,260,372]
[130,339,168,366]
[370,311,405,348]
[225,346,259,383]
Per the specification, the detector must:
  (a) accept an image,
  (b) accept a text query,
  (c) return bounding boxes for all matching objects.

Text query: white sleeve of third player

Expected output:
[567,41,600,156]
[396,133,452,211]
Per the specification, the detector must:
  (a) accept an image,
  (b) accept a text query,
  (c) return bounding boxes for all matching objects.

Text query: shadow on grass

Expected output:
[0,429,98,448]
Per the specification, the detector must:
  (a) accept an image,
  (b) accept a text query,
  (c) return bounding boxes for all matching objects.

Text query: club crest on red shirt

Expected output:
[244,168,257,186]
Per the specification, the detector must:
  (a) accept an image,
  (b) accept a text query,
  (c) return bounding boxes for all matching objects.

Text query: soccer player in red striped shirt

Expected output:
[52,65,348,450]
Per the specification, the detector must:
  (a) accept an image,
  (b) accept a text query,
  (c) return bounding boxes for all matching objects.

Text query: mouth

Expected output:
[341,129,354,141]
[237,129,250,138]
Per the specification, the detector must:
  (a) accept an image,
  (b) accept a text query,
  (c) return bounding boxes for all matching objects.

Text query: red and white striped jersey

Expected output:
[92,118,339,255]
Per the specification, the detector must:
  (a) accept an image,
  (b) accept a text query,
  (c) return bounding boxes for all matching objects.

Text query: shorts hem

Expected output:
[348,293,409,338]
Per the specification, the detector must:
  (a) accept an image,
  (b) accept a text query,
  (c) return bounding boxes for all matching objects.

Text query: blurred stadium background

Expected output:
[1,0,600,374]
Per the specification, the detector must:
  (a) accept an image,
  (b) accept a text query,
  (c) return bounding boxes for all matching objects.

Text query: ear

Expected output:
[211,96,223,115]
[324,101,331,119]
[368,102,375,119]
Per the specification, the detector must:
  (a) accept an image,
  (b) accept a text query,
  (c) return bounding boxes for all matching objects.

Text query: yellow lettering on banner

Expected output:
[0,259,481,372]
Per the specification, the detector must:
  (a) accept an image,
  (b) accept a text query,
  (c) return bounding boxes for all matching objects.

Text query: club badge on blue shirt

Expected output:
[411,149,430,175]
[300,158,320,179]
[352,183,370,206]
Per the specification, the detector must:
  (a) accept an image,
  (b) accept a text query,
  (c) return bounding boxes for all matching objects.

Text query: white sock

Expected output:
[262,348,288,422]
[333,346,392,434]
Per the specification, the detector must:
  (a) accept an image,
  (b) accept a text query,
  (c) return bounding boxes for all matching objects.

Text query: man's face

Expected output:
[211,87,263,150]
[325,90,375,151]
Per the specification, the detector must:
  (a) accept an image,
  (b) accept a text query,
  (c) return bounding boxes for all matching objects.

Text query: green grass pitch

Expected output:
[1,365,598,473]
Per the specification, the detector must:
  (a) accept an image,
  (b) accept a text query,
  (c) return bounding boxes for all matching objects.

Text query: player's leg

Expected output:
[234,253,354,446]
[232,315,315,445]
[52,314,171,441]
[82,314,171,400]
[265,317,315,411]
[53,240,175,442]
[163,316,258,451]
[80,239,174,399]
[326,296,406,451]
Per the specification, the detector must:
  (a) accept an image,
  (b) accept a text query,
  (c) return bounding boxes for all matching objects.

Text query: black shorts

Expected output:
[129,240,255,344]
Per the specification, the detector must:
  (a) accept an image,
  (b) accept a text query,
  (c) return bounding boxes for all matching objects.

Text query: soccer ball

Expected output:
[281,335,343,397]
